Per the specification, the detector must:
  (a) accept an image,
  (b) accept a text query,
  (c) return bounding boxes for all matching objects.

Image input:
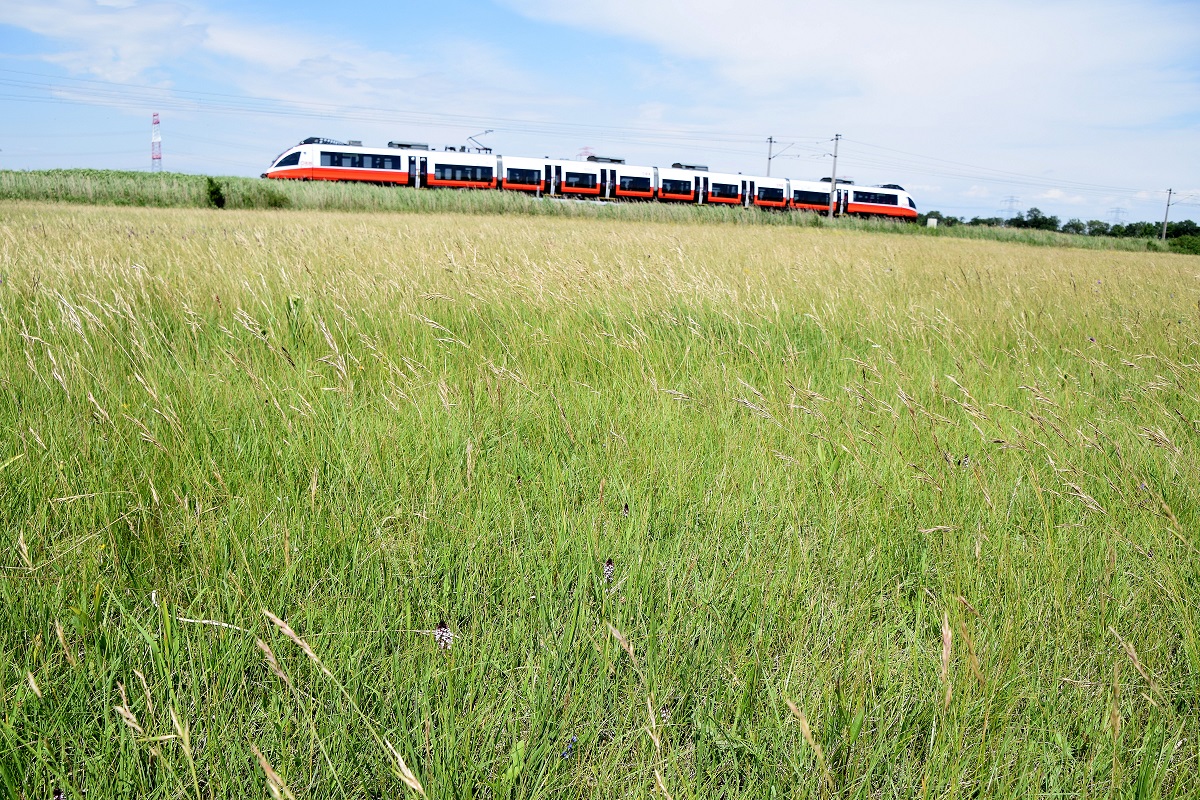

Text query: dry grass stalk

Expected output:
[55,620,76,667]
[1109,627,1161,701]
[16,532,32,569]
[133,669,155,716]
[256,638,297,693]
[26,671,42,699]
[785,698,834,791]
[654,769,673,800]
[958,620,985,685]
[263,609,332,678]
[251,743,297,800]
[383,738,427,796]
[607,624,638,668]
[114,703,144,735]
[941,612,953,709]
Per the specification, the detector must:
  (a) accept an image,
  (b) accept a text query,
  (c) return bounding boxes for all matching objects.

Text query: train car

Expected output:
[704,171,746,206]
[752,176,788,210]
[656,165,701,203]
[264,138,413,184]
[788,179,833,213]
[548,159,604,197]
[419,149,497,190]
[844,185,918,219]
[611,163,656,200]
[497,155,546,193]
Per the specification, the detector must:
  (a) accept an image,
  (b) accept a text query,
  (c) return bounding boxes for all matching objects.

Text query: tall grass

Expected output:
[0,169,1171,253]
[1,202,1198,798]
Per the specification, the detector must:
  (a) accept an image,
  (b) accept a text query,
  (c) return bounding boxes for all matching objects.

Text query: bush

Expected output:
[1169,235,1200,255]
[206,177,226,209]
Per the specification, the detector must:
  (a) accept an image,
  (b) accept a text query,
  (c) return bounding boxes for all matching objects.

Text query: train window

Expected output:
[710,182,739,199]
[434,164,494,182]
[619,176,651,192]
[661,178,692,195]
[793,190,831,206]
[564,172,598,190]
[908,197,917,209]
[852,191,898,205]
[506,167,541,185]
[274,152,301,168]
[363,154,403,170]
[321,152,364,168]
[757,186,785,202]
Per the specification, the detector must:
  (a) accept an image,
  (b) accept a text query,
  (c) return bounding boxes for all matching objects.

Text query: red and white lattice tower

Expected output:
[150,113,162,172]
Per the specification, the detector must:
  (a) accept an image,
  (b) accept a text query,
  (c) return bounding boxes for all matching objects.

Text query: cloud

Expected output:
[2,0,207,81]
[1035,188,1087,205]
[503,0,1199,134]
[0,0,568,126]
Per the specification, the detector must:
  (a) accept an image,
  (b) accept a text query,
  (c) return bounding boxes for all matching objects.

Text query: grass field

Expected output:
[0,169,1176,254]
[2,201,1199,798]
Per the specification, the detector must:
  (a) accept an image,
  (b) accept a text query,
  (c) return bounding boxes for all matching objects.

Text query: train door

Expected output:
[748,181,756,208]
[699,176,708,204]
[542,165,551,197]
[407,156,416,187]
[554,165,562,195]
[741,180,748,207]
[610,169,617,199]
[418,157,428,189]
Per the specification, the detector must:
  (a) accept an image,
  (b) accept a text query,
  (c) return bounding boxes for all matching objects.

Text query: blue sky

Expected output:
[1,0,1198,223]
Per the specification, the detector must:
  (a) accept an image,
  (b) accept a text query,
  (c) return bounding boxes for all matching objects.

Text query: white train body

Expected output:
[263,137,918,219]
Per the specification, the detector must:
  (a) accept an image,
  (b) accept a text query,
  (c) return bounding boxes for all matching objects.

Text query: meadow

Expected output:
[1,201,1199,798]
[0,169,1177,253]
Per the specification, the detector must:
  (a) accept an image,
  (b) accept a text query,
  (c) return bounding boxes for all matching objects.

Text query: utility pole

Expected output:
[1161,188,1173,240]
[150,113,161,172]
[766,137,774,177]
[827,134,841,220]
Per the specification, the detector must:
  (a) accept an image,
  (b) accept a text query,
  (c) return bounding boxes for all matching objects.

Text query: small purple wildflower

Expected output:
[562,735,577,759]
[603,558,614,584]
[434,621,454,651]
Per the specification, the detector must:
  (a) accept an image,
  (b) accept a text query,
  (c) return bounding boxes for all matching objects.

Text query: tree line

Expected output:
[918,208,1200,253]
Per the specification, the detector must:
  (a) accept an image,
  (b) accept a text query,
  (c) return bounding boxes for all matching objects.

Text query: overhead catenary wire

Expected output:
[0,67,1186,212]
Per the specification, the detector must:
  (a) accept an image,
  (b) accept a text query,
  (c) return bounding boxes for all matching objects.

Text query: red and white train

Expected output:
[263,137,918,219]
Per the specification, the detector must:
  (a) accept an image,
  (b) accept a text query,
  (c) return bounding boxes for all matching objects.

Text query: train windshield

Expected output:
[274,152,301,168]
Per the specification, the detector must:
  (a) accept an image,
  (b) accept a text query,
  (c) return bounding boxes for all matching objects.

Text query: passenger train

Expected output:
[262,137,918,219]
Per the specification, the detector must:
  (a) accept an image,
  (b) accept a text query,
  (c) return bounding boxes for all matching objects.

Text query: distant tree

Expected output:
[1061,218,1086,235]
[968,216,1004,227]
[918,210,963,227]
[1017,206,1065,231]
[1121,221,1158,238]
[1086,220,1111,237]
[1166,219,1200,239]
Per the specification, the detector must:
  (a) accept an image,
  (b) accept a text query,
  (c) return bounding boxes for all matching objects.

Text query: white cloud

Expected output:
[1035,189,1088,205]
[0,0,568,126]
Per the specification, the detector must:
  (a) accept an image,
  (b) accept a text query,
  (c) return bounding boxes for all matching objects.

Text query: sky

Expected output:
[1,0,1198,223]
